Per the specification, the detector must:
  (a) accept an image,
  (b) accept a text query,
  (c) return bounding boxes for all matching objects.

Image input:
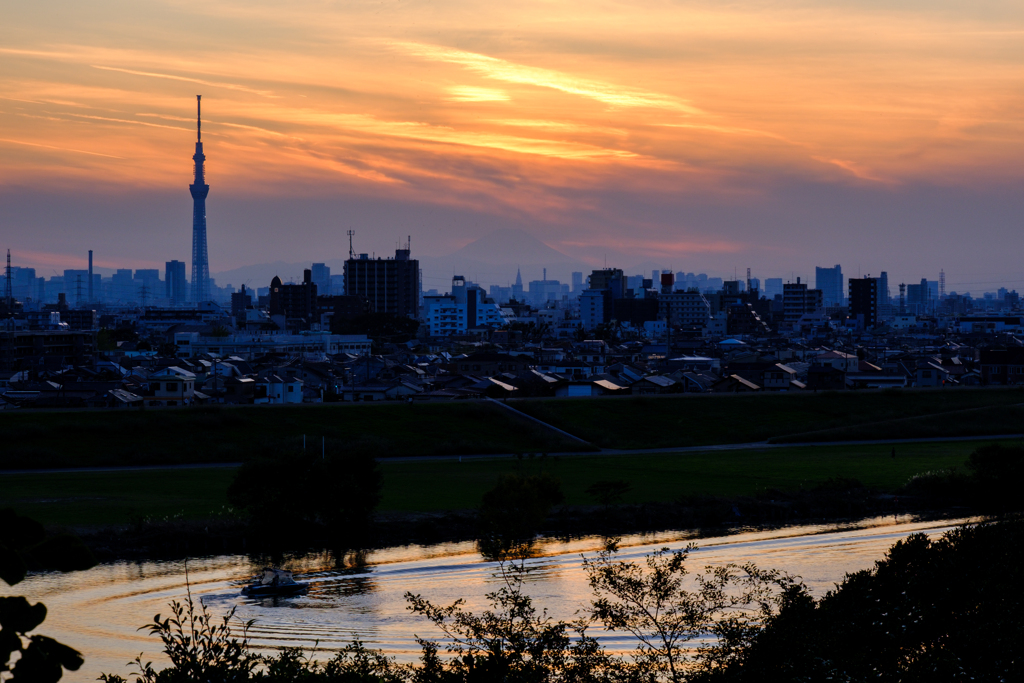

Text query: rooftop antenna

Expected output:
[347,230,355,259]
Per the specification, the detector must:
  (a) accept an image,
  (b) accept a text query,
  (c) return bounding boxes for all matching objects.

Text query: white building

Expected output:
[579,289,609,331]
[423,276,513,336]
[147,366,196,407]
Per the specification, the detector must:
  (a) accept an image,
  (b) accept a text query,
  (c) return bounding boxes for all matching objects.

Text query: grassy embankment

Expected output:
[0,401,589,470]
[512,388,1024,449]
[2,387,1021,471]
[2,439,1012,528]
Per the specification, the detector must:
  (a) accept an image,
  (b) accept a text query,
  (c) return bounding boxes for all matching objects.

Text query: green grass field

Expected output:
[2,439,1007,528]
[512,389,1024,449]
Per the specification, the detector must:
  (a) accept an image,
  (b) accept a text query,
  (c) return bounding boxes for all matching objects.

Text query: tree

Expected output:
[228,449,382,553]
[966,443,1024,510]
[583,542,797,683]
[0,508,96,682]
[709,520,1024,682]
[478,474,564,545]
[405,559,618,683]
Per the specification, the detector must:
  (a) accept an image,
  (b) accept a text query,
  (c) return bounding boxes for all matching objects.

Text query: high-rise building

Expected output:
[763,278,783,300]
[815,265,844,307]
[343,248,420,319]
[269,270,318,322]
[906,279,931,314]
[166,260,187,304]
[112,269,134,302]
[571,271,584,294]
[589,268,626,299]
[189,95,211,304]
[311,263,331,295]
[783,278,824,322]
[848,276,879,329]
[528,268,562,306]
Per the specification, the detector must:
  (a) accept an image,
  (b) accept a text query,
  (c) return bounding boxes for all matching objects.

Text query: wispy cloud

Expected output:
[446,86,509,102]
[0,137,123,159]
[813,156,894,184]
[392,42,701,113]
[66,113,193,132]
[91,65,279,98]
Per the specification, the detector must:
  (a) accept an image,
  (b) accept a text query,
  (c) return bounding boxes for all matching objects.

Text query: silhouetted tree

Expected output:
[0,509,96,682]
[228,449,382,553]
[478,474,564,546]
[704,519,1024,683]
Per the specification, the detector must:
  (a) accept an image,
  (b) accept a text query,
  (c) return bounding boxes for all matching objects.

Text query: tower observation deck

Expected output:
[189,95,211,303]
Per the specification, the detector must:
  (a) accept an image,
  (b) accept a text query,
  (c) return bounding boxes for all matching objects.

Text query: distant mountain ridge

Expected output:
[212,229,683,293]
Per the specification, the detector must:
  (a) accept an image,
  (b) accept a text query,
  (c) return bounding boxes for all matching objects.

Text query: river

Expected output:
[10,514,975,681]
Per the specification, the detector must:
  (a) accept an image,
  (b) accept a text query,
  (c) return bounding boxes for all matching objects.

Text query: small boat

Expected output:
[240,567,309,597]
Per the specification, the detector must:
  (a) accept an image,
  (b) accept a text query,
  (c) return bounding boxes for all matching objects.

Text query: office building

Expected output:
[343,247,420,319]
[848,276,879,329]
[815,265,844,307]
[166,260,187,304]
[783,278,824,322]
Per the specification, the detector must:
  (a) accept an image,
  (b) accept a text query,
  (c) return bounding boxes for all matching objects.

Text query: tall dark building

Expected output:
[166,260,187,304]
[269,270,318,323]
[848,276,879,329]
[189,95,211,303]
[783,278,824,322]
[344,248,420,319]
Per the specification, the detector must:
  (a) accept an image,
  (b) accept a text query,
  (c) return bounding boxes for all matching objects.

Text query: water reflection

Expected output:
[9,514,980,681]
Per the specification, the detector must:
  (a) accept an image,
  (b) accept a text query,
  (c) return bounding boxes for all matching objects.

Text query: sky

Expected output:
[1,0,1023,293]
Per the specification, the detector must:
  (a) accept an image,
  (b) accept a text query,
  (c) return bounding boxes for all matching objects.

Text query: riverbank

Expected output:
[73,487,973,564]
[13,438,994,562]
[2,438,994,527]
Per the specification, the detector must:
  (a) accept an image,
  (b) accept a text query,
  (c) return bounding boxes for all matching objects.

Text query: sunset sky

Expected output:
[2,0,1023,291]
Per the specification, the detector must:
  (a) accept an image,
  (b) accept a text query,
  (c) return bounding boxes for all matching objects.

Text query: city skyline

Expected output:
[2,1,1023,290]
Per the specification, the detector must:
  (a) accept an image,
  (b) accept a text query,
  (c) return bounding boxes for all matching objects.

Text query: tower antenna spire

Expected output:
[190,95,211,303]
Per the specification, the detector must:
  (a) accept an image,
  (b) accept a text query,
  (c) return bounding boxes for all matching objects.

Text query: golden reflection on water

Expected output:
[8,515,978,681]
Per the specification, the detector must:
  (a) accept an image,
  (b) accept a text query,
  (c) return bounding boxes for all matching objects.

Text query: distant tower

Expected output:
[88,250,94,302]
[939,269,946,299]
[190,95,211,304]
[4,249,12,310]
